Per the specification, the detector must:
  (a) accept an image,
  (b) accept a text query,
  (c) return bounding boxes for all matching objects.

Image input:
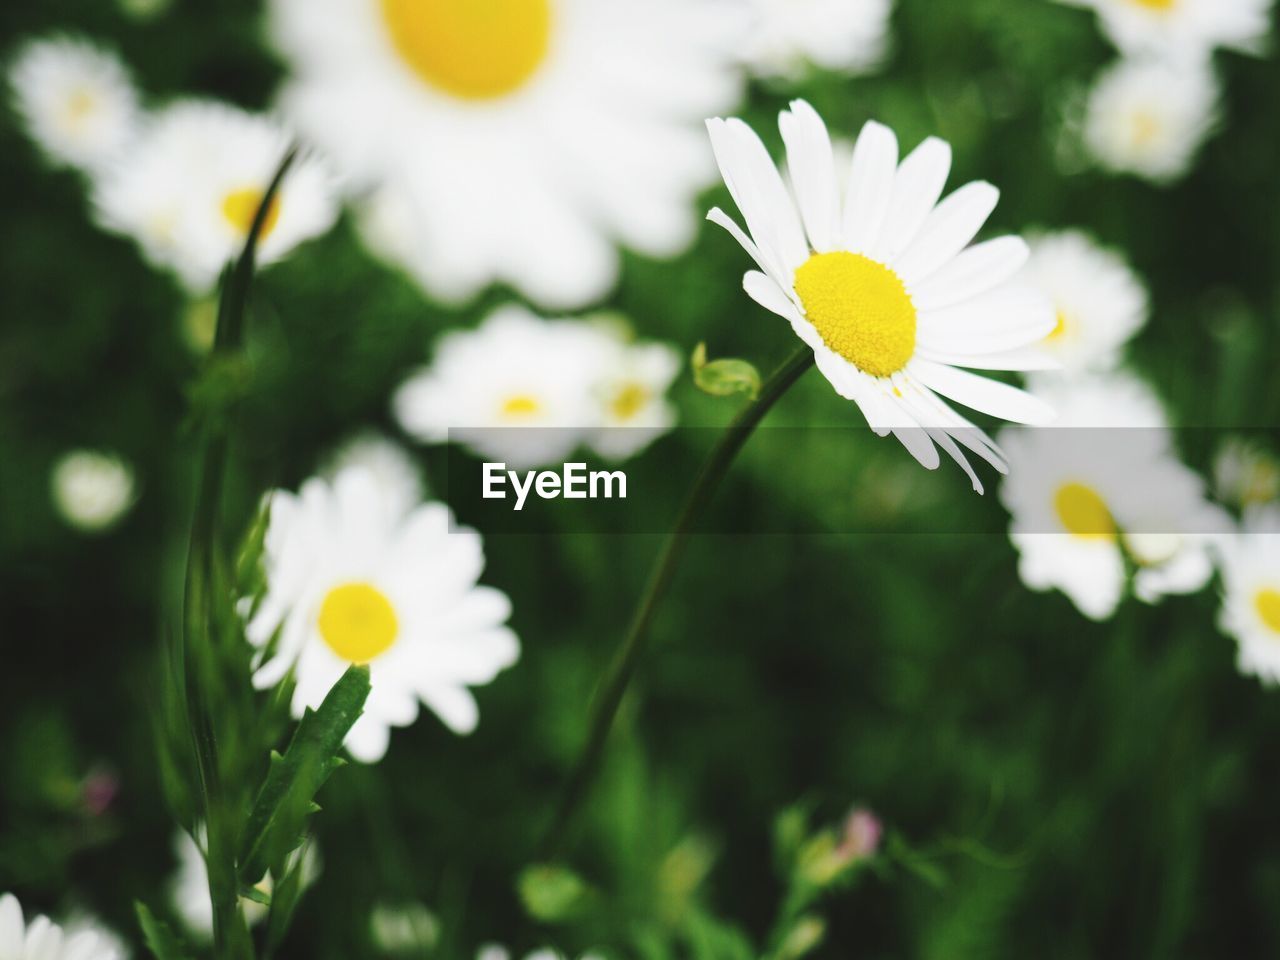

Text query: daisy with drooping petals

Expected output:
[246,466,519,762]
[1058,0,1273,60]
[9,37,140,173]
[0,893,120,960]
[268,0,744,309]
[708,100,1056,493]
[92,101,338,291]
[999,373,1224,620]
[1215,506,1280,682]
[1082,58,1220,185]
[1022,230,1148,377]
[740,0,894,80]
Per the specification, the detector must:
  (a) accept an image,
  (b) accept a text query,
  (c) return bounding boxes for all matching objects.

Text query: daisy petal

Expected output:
[916,345,1061,371]
[780,99,839,252]
[842,120,899,255]
[911,236,1030,311]
[744,269,799,319]
[909,359,1056,425]
[873,136,951,261]
[893,181,999,286]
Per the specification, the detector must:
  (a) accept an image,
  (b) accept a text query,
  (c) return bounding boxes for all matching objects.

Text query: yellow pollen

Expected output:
[1047,311,1070,342]
[380,0,553,101]
[1131,0,1176,10]
[221,188,282,239]
[317,582,399,664]
[63,88,97,125]
[794,252,917,378]
[1054,482,1116,540]
[1255,588,1280,635]
[1131,111,1162,147]
[501,394,542,418]
[610,383,650,422]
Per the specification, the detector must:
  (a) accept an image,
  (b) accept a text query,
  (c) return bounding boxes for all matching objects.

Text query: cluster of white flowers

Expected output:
[9,37,338,293]
[1064,0,1274,184]
[394,307,682,470]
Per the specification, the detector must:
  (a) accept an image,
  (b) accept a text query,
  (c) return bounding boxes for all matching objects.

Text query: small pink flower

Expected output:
[837,808,882,863]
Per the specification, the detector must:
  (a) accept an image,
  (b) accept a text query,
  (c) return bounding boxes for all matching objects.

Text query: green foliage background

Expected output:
[2,0,1279,957]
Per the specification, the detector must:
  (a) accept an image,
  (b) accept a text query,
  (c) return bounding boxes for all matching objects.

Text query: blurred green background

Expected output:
[3,0,1280,957]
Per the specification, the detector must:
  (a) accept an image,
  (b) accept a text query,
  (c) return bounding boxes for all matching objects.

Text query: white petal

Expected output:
[419,684,480,735]
[872,136,951,261]
[909,359,1056,425]
[743,269,799,319]
[842,120,899,254]
[917,284,1055,355]
[893,182,999,285]
[910,236,1029,311]
[707,207,772,279]
[916,345,1061,371]
[891,422,942,470]
[780,100,839,252]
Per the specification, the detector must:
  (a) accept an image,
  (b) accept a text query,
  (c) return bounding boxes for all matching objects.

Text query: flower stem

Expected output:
[538,344,814,859]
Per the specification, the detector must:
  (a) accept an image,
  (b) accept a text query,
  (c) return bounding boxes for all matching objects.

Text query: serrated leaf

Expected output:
[135,902,192,960]
[238,664,370,885]
[692,343,762,401]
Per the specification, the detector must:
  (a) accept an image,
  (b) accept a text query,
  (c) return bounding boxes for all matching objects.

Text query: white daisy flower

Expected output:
[1214,436,1280,510]
[170,829,318,940]
[9,37,140,173]
[246,465,518,762]
[740,0,893,80]
[999,373,1223,620]
[268,0,744,309]
[1216,505,1280,682]
[323,431,424,518]
[0,893,120,960]
[92,100,338,291]
[588,337,682,462]
[1058,0,1274,60]
[1082,58,1220,185]
[707,100,1056,493]
[1022,230,1149,377]
[394,306,617,470]
[478,947,604,960]
[50,449,136,533]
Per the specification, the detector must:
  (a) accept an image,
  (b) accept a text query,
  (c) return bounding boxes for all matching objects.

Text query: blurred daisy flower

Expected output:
[323,431,424,517]
[1022,230,1148,377]
[1082,58,1220,185]
[246,466,518,762]
[50,449,136,533]
[0,893,120,960]
[394,306,680,469]
[1215,506,1280,682]
[1214,436,1280,510]
[9,36,140,173]
[267,0,744,308]
[708,100,1055,493]
[92,101,338,291]
[478,948,603,960]
[1058,0,1273,60]
[999,374,1224,620]
[740,0,893,80]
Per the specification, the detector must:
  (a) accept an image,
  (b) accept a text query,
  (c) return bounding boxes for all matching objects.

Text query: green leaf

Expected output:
[135,902,192,960]
[238,665,370,885]
[691,343,762,401]
[517,862,594,922]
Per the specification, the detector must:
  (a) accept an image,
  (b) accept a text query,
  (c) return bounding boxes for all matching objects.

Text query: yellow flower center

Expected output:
[317,582,399,664]
[62,88,98,127]
[380,0,553,101]
[1130,110,1162,148]
[794,252,916,379]
[501,394,542,418]
[1255,588,1280,635]
[221,188,282,239]
[1047,310,1070,342]
[1131,0,1176,10]
[610,382,650,422]
[1054,482,1116,540]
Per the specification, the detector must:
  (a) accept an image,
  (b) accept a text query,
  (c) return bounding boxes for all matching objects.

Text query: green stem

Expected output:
[181,147,298,960]
[538,344,814,859]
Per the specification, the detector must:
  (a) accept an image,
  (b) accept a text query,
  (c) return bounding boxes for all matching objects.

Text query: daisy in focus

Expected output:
[50,449,136,533]
[268,0,744,308]
[92,100,338,291]
[1058,0,1274,60]
[999,373,1225,620]
[246,465,518,762]
[708,100,1055,493]
[1083,58,1220,185]
[394,306,681,469]
[0,894,119,960]
[9,37,140,173]
[1215,506,1280,682]
[1022,230,1149,377]
[740,0,894,80]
